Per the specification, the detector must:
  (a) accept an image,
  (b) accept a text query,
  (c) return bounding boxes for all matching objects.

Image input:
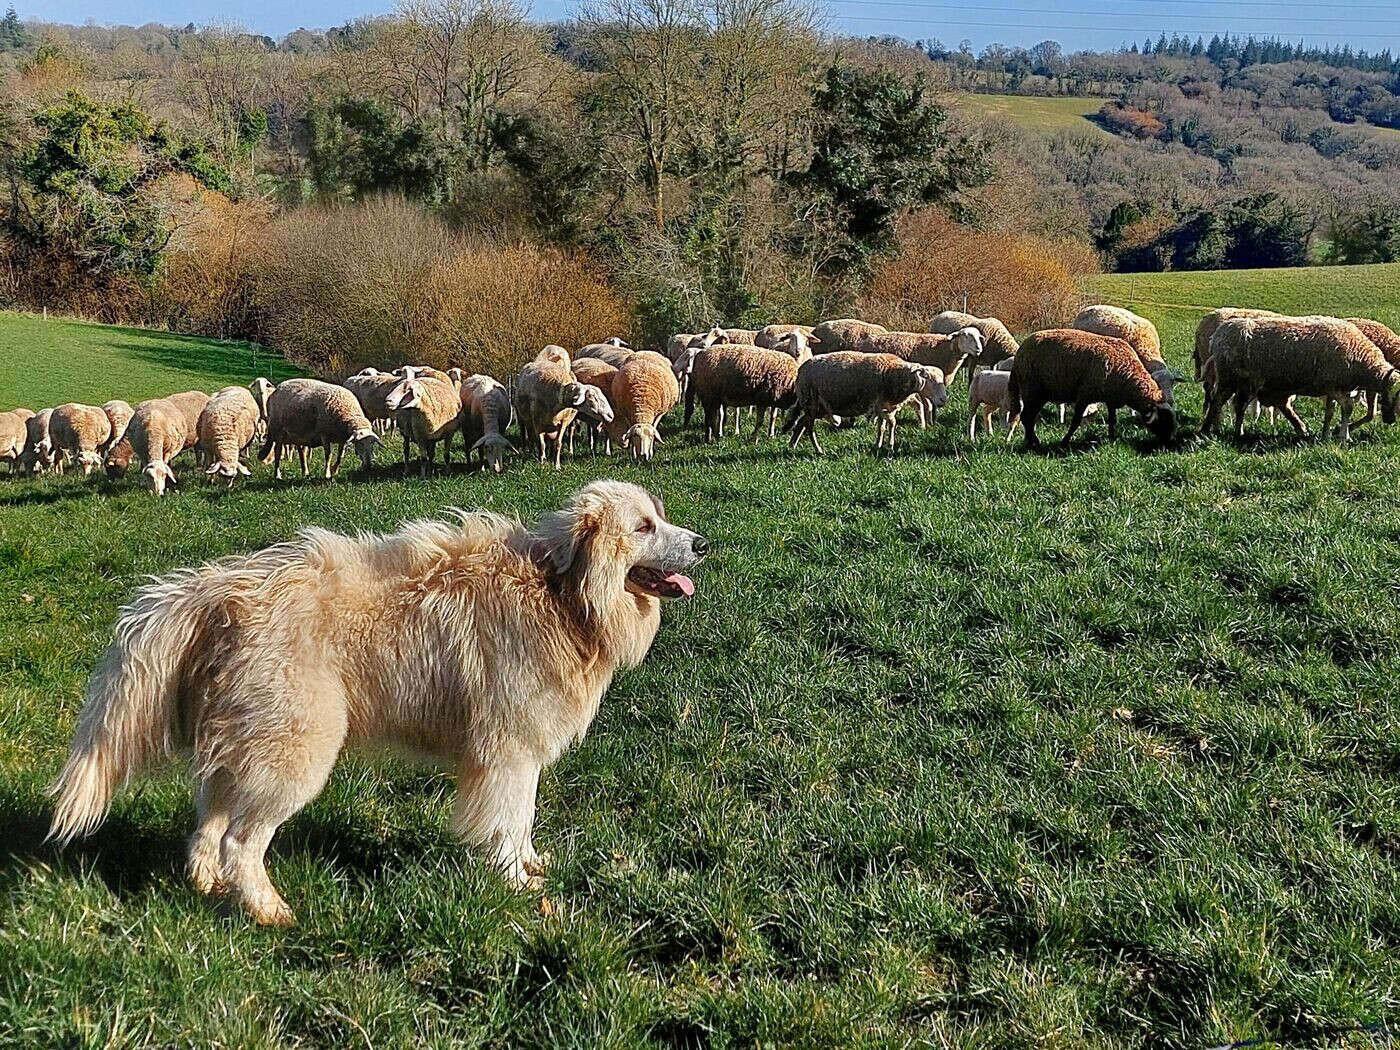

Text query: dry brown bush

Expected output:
[251,196,630,378]
[857,209,1098,335]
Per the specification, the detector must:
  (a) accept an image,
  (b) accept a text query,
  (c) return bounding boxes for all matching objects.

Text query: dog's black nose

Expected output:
[692,534,709,557]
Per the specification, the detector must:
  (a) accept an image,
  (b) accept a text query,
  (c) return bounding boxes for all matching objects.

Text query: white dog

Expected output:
[49,480,707,926]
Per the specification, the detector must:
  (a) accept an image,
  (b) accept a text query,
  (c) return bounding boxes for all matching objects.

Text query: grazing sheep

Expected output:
[516,346,589,469]
[250,378,276,435]
[786,352,948,453]
[1193,307,1279,379]
[0,408,34,472]
[259,378,381,480]
[101,400,134,453]
[1345,317,1400,427]
[810,318,887,354]
[1008,329,1175,449]
[931,311,1019,364]
[610,351,680,460]
[344,369,404,434]
[853,327,984,426]
[128,398,195,497]
[197,386,262,487]
[459,374,515,473]
[687,339,810,443]
[19,408,55,475]
[1072,305,1181,405]
[755,324,816,351]
[387,375,462,477]
[49,403,113,476]
[1202,316,1400,442]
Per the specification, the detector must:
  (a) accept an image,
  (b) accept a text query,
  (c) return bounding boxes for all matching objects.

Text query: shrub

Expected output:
[857,208,1097,333]
[251,195,630,378]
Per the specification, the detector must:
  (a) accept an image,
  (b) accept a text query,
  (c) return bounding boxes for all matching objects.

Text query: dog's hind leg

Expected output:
[188,769,234,896]
[452,754,544,890]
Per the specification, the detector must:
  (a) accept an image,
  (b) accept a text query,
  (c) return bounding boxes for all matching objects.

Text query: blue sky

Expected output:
[26,0,1400,54]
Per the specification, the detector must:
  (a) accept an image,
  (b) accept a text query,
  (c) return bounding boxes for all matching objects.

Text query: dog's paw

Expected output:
[524,850,552,876]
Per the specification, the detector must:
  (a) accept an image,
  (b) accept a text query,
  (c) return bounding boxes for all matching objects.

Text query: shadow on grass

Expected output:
[101,337,293,382]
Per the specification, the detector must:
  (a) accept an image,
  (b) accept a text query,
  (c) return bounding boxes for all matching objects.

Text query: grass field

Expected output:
[954,93,1110,135]
[3,276,1400,1048]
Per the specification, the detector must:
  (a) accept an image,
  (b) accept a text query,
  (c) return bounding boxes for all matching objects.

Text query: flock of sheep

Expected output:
[3,303,1399,494]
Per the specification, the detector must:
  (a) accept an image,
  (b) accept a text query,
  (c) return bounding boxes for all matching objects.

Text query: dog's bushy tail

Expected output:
[48,572,214,844]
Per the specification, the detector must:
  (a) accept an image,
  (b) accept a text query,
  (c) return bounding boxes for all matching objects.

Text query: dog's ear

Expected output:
[535,489,624,619]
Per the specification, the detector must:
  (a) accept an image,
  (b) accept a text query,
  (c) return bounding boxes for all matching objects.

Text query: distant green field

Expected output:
[0,312,300,410]
[4,280,1400,1048]
[955,92,1109,134]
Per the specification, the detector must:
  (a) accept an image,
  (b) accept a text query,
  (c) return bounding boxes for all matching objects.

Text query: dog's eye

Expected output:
[637,519,656,534]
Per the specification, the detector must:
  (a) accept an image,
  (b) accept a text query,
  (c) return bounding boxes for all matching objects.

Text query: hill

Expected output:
[2,279,1399,1049]
[954,92,1110,135]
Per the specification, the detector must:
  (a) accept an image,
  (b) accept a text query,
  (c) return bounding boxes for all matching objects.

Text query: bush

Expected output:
[251,196,630,378]
[857,208,1097,333]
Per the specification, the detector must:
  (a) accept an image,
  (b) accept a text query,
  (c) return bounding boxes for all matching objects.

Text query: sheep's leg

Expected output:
[272,443,283,480]
[1021,400,1045,449]
[1058,403,1066,425]
[1279,400,1308,436]
[768,409,778,439]
[807,422,824,455]
[297,446,309,477]
[443,431,452,467]
[422,440,435,478]
[1232,394,1249,438]
[1322,396,1336,438]
[553,433,564,471]
[704,405,719,444]
[322,441,333,479]
[403,440,414,477]
[536,434,547,464]
[1105,406,1117,440]
[749,406,765,444]
[1060,403,1090,447]
[1357,392,1378,429]
[915,399,927,429]
[1335,394,1354,443]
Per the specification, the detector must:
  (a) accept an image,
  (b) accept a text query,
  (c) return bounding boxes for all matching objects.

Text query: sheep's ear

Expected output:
[238,463,251,476]
[568,384,587,407]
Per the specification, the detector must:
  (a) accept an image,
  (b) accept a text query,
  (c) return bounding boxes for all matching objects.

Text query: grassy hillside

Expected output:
[954,92,1109,135]
[2,282,1400,1049]
[0,312,300,409]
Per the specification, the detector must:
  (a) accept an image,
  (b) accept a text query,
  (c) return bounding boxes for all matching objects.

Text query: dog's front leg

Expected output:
[452,754,545,889]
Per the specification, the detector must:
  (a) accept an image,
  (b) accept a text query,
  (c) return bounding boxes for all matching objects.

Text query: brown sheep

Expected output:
[101,400,134,453]
[755,324,816,350]
[1193,307,1279,379]
[1346,317,1400,427]
[1008,329,1175,449]
[609,351,680,460]
[343,369,402,433]
[786,352,948,454]
[686,342,809,443]
[387,375,462,477]
[258,379,381,479]
[931,310,1019,364]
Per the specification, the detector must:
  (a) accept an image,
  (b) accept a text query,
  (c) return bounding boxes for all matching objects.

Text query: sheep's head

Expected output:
[914,365,949,410]
[250,377,276,416]
[672,346,701,380]
[953,326,986,363]
[995,356,1016,372]
[1149,365,1182,407]
[447,367,464,389]
[561,382,588,409]
[1382,369,1400,425]
[206,460,252,488]
[143,460,176,497]
[623,422,663,460]
[703,326,726,347]
[1142,404,1177,443]
[350,428,381,470]
[777,331,811,362]
[385,380,419,411]
[540,345,571,367]
[577,384,614,425]
[605,336,629,348]
[76,450,103,476]
[471,433,514,474]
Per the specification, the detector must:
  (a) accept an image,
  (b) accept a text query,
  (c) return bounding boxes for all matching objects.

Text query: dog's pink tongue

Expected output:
[665,573,695,597]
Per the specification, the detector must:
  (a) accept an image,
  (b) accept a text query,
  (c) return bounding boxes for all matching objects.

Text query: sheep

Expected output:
[755,324,816,350]
[127,397,195,496]
[810,318,887,354]
[574,343,634,369]
[250,378,276,435]
[392,364,459,391]
[197,386,262,487]
[1193,307,1282,379]
[931,311,1020,365]
[717,328,758,346]
[49,403,113,476]
[344,369,404,433]
[1071,305,1181,406]
[686,338,810,443]
[667,328,723,363]
[101,400,134,453]
[515,346,589,469]
[852,327,985,426]
[258,378,381,480]
[0,408,33,473]
[19,409,55,475]
[1008,329,1176,449]
[967,369,1014,440]
[570,383,615,454]
[572,358,621,453]
[610,350,680,460]
[1345,317,1400,428]
[458,374,515,473]
[387,374,462,477]
[1202,316,1400,442]
[786,352,948,454]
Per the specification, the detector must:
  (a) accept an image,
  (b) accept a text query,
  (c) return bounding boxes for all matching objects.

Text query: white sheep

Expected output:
[128,397,194,496]
[197,386,262,486]
[49,403,112,476]
[787,352,947,453]
[259,378,381,479]
[250,378,276,437]
[459,374,515,473]
[516,346,588,469]
[0,408,33,472]
[388,374,462,477]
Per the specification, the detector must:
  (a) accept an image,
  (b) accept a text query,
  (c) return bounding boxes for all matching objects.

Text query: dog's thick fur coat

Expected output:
[49,481,705,925]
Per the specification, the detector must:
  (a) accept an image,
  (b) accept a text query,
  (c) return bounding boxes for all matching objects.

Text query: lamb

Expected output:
[197,386,262,486]
[967,369,1014,440]
[343,369,403,433]
[101,400,134,452]
[1072,305,1180,405]
[686,338,810,443]
[1193,307,1280,379]
[1202,315,1400,442]
[1007,329,1176,449]
[810,318,887,354]
[785,352,948,453]
[609,350,681,460]
[755,324,816,350]
[49,403,113,476]
[852,327,985,425]
[387,374,462,477]
[458,374,515,473]
[1345,317,1400,427]
[931,310,1019,364]
[515,346,589,469]
[258,378,381,479]
[19,409,55,474]
[127,397,195,496]
[0,408,33,472]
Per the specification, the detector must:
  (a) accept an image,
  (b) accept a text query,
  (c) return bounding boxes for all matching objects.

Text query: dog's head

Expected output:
[535,481,707,620]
